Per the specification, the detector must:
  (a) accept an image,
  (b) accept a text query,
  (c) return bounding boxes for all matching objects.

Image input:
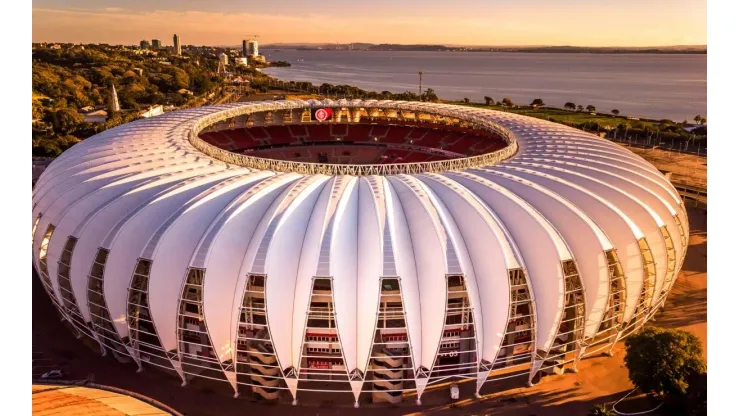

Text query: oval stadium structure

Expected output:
[32,100,688,406]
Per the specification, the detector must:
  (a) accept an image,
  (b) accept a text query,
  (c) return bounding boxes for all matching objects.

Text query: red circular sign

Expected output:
[315,108,329,121]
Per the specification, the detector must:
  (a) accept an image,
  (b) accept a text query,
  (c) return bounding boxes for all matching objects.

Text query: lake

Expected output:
[261,50,706,121]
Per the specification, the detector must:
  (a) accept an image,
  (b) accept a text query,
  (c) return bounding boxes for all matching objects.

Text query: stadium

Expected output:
[32,99,688,407]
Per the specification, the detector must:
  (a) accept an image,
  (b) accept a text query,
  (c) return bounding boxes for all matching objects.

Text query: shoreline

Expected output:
[255,70,707,130]
[261,47,706,55]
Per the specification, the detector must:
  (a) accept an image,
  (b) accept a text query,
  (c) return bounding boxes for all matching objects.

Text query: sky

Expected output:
[32,0,707,47]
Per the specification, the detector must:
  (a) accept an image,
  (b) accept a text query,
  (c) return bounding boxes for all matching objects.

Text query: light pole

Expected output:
[418,71,423,101]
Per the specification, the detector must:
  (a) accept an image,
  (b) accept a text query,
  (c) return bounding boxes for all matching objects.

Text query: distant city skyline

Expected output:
[32,0,706,47]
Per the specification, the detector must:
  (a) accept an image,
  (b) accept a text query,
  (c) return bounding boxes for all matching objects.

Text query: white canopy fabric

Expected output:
[32,100,688,400]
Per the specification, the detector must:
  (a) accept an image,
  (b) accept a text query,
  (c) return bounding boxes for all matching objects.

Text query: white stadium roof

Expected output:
[32,100,688,405]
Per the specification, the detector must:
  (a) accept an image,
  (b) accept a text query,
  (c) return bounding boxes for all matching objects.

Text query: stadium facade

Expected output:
[32,100,688,406]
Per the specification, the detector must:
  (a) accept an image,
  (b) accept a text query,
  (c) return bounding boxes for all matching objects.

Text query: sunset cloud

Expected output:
[32,3,706,47]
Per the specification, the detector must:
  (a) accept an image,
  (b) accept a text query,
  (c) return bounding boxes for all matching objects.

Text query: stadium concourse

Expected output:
[32,99,688,408]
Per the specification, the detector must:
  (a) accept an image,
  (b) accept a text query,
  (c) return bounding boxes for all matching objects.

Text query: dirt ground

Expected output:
[620,144,707,189]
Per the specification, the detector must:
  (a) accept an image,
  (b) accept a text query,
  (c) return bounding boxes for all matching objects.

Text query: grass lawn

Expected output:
[456,103,660,130]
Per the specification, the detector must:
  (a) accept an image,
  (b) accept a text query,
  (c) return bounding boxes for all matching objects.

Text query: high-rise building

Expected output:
[242,40,248,57]
[139,40,150,49]
[173,34,181,56]
[247,40,259,57]
[152,39,161,49]
[219,53,229,66]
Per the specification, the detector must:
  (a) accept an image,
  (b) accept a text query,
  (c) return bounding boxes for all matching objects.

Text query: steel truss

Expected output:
[126,259,182,378]
[294,276,352,397]
[492,269,536,372]
[530,260,586,381]
[87,248,132,359]
[428,274,479,383]
[37,225,93,341]
[177,268,232,385]
[581,250,627,357]
[235,274,285,400]
[619,238,658,341]
[363,277,414,404]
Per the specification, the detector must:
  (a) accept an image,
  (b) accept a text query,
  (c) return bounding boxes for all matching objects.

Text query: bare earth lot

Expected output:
[621,144,707,189]
[32,144,707,415]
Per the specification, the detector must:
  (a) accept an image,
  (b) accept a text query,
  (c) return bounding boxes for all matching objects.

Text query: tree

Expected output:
[586,105,596,112]
[564,102,576,111]
[484,96,493,105]
[502,97,514,107]
[32,134,81,157]
[171,68,190,90]
[193,73,215,94]
[624,328,705,399]
[531,98,545,107]
[693,115,702,125]
[588,404,616,416]
[463,97,470,104]
[43,107,85,135]
[577,104,584,112]
[700,117,706,125]
[611,109,620,116]
[422,88,438,102]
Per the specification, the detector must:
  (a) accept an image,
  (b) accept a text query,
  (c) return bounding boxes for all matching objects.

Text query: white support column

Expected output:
[350,379,363,406]
[225,371,239,398]
[605,330,622,357]
[170,359,187,386]
[414,373,429,404]
[571,344,586,373]
[475,369,489,396]
[528,358,544,386]
[95,335,107,357]
[123,344,142,369]
[285,377,298,405]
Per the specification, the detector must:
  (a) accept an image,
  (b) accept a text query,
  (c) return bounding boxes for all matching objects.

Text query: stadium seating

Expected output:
[199,122,508,163]
[288,124,308,138]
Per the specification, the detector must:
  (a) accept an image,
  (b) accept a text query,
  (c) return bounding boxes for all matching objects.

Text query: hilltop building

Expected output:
[139,105,164,119]
[173,34,181,56]
[247,39,259,56]
[249,55,267,65]
[81,108,107,124]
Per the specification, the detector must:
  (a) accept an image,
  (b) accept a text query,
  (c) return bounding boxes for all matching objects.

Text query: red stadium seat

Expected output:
[383,126,410,143]
[370,125,390,138]
[288,125,309,137]
[330,124,348,137]
[199,123,508,163]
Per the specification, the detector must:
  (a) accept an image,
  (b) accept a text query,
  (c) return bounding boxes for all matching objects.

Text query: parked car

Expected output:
[40,369,64,379]
[450,383,460,400]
